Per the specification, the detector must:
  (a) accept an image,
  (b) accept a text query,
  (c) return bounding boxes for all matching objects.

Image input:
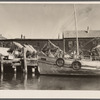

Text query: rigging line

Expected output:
[66,20,75,30]
[53,12,75,35]
[63,12,74,26]
[65,17,75,28]
[82,37,100,49]
[75,5,92,29]
[65,13,77,30]
[67,37,100,55]
[60,13,74,30]
[78,16,89,25]
[62,13,75,30]
[65,11,74,21]
[61,11,74,27]
[61,18,75,32]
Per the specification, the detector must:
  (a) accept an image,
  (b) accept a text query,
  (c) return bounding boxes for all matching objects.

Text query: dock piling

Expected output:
[0,73,3,82]
[14,67,16,73]
[32,68,35,73]
[1,56,3,73]
[23,47,27,73]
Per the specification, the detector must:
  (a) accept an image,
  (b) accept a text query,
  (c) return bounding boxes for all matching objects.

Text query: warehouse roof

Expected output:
[63,30,100,38]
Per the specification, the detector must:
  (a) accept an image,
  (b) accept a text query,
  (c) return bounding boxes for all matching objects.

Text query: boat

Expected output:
[38,40,100,75]
[38,4,100,76]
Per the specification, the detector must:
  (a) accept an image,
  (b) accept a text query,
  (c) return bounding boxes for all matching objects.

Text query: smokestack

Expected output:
[58,33,60,39]
[87,26,89,33]
[62,32,64,39]
[24,36,25,39]
[21,34,23,39]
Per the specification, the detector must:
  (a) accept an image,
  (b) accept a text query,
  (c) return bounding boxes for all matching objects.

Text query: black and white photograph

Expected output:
[1,2,100,96]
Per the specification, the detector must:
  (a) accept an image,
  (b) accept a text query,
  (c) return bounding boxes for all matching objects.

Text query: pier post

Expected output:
[32,68,35,73]
[23,47,27,73]
[23,73,27,89]
[13,73,16,80]
[1,56,3,73]
[14,66,16,73]
[12,64,17,73]
[0,73,3,82]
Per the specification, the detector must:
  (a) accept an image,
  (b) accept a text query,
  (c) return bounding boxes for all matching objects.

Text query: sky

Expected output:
[0,3,100,39]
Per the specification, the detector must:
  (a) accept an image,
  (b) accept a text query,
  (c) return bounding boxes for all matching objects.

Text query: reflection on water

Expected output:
[0,73,100,90]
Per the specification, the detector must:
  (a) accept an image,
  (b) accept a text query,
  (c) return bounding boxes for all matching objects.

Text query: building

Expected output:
[63,30,100,53]
[0,39,63,52]
[0,30,100,56]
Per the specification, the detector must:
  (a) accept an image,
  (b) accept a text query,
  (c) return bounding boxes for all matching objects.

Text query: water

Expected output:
[0,73,100,90]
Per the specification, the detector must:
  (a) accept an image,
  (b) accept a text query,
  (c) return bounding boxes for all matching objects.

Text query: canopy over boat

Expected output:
[24,44,37,53]
[41,40,68,58]
[8,42,37,58]
[28,45,37,53]
[13,42,23,49]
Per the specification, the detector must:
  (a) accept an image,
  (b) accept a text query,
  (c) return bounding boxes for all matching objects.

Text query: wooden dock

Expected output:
[0,47,39,74]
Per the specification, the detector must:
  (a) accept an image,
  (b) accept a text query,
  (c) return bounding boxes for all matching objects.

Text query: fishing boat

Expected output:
[38,4,100,75]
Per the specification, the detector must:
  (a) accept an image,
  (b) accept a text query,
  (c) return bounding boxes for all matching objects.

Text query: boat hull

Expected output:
[38,60,100,76]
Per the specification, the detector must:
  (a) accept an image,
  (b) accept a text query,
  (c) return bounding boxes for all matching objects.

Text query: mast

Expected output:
[62,32,65,58]
[73,4,79,58]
